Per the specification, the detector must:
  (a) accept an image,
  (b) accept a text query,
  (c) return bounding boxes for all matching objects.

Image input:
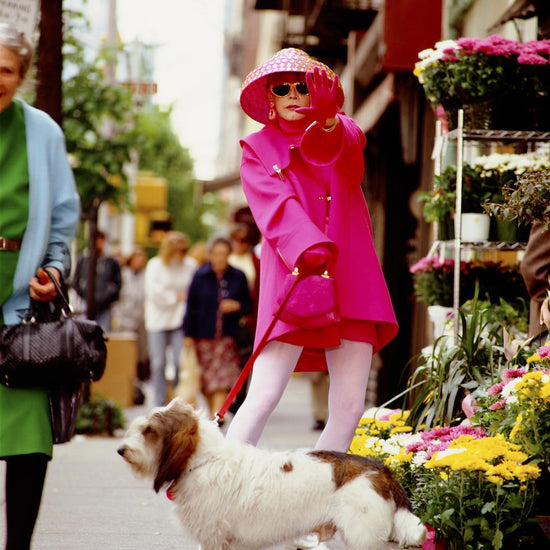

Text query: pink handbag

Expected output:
[277,268,338,329]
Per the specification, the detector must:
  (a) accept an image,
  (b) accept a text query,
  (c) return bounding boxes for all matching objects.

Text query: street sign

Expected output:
[0,0,40,39]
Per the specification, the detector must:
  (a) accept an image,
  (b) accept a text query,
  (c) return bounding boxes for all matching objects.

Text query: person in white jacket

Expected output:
[144,231,197,407]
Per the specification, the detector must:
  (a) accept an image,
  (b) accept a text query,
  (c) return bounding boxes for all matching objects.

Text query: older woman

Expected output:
[0,22,80,550]
[183,237,252,419]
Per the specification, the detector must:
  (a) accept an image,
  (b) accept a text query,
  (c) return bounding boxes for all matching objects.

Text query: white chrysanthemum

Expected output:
[501,377,522,404]
[473,152,550,175]
[412,451,429,467]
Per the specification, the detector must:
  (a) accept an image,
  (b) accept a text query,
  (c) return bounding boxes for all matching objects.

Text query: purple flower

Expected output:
[489,400,506,411]
[536,345,550,358]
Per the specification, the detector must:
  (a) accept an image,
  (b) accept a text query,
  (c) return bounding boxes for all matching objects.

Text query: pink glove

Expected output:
[298,244,334,274]
[295,68,340,124]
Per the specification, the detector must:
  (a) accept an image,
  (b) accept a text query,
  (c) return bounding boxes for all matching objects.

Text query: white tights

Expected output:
[225,339,373,451]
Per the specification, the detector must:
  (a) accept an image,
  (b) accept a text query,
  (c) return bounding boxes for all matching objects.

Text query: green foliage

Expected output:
[410,257,529,308]
[75,394,125,436]
[62,10,137,216]
[406,289,505,430]
[129,104,217,242]
[485,169,550,230]
[413,469,537,550]
[419,164,502,223]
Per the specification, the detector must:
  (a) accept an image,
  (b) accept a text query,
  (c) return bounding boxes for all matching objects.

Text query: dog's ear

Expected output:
[153,409,200,493]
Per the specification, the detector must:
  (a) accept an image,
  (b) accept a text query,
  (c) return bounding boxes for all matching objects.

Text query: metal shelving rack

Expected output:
[438,110,549,341]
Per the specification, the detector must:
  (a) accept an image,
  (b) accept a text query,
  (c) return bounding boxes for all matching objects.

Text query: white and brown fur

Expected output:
[118,398,426,550]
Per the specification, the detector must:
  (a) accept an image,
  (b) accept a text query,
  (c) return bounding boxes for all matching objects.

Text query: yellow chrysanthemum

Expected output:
[390,426,413,435]
[509,413,523,439]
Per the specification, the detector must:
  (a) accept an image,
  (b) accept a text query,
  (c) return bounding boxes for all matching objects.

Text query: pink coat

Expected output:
[240,114,398,360]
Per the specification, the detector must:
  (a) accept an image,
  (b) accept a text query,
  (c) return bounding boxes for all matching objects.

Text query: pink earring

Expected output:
[268,101,276,121]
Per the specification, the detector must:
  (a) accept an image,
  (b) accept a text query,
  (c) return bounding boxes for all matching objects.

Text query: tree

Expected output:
[62,10,137,318]
[131,104,218,243]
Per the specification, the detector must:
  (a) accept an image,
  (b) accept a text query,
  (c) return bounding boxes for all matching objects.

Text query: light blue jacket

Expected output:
[1,100,80,324]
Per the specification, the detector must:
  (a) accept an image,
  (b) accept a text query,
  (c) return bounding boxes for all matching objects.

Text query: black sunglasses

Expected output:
[270,81,309,97]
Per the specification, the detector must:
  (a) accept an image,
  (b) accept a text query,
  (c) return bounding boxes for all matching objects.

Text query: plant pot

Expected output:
[461,213,490,242]
[427,305,453,338]
[491,219,520,242]
[463,101,493,129]
[437,217,455,241]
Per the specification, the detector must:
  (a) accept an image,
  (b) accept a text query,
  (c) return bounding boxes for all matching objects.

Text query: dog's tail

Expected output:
[392,507,427,547]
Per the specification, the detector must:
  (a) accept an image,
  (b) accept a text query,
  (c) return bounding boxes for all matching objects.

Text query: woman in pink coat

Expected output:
[226,48,398,455]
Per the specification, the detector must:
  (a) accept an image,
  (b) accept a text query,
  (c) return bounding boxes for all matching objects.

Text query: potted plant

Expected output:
[415,36,550,130]
[473,152,549,241]
[419,164,495,241]
[484,169,550,230]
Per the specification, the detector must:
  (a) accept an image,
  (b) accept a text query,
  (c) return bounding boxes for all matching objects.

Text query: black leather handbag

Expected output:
[0,271,107,389]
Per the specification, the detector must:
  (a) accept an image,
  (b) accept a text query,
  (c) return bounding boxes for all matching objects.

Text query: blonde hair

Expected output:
[159,231,190,265]
[0,22,33,79]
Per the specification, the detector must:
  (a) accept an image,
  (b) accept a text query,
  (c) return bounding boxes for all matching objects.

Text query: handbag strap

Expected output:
[214,272,303,425]
[28,270,71,321]
[43,269,72,315]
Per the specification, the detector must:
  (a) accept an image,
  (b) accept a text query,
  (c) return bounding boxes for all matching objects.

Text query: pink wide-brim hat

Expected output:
[240,48,344,125]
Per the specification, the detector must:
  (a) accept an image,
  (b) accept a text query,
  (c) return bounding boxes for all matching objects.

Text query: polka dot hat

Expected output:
[240,48,344,125]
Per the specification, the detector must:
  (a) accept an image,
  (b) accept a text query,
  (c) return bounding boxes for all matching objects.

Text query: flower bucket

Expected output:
[491,219,519,242]
[437,217,454,241]
[463,101,493,129]
[423,525,446,550]
[461,213,490,242]
[428,305,453,338]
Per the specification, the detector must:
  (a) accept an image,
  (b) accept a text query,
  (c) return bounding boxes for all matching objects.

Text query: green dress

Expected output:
[0,101,53,458]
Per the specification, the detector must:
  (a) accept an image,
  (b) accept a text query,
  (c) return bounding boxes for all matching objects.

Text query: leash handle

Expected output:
[214,274,303,425]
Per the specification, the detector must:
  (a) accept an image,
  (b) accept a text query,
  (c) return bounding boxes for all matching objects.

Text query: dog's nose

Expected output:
[117,446,125,457]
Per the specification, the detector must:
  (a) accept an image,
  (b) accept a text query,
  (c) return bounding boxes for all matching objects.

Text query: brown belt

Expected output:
[0,237,22,251]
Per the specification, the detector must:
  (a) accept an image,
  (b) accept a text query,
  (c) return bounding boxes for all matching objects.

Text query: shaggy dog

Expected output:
[118,398,426,550]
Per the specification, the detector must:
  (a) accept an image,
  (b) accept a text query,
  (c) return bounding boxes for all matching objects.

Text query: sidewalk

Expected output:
[0,375,403,549]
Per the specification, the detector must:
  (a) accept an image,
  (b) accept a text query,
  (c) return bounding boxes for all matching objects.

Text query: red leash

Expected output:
[214,274,302,425]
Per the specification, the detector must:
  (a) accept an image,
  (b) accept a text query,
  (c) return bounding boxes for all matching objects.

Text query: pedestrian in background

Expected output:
[228,223,260,412]
[226,48,398,455]
[0,22,80,550]
[183,237,252,419]
[72,230,122,332]
[112,247,150,396]
[145,231,196,407]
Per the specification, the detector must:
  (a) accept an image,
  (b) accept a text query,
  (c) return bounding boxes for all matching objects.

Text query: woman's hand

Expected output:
[219,299,241,314]
[295,68,340,128]
[298,244,334,274]
[29,267,61,302]
[184,337,195,348]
